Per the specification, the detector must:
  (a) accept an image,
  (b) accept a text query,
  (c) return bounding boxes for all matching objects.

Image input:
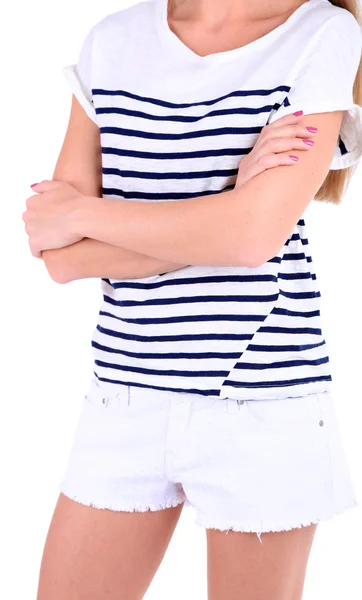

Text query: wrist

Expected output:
[72,194,100,239]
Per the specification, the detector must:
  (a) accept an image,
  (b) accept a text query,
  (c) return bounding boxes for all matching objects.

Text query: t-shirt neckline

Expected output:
[154,0,323,64]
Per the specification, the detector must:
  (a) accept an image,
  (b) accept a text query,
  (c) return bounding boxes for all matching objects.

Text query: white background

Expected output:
[1,0,361,598]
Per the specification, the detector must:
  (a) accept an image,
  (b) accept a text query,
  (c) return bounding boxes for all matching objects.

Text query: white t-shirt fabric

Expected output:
[62,0,362,399]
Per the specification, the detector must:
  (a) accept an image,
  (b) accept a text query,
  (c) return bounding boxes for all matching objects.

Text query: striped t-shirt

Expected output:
[63,0,362,400]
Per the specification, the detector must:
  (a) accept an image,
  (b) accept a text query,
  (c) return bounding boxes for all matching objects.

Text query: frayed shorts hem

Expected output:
[59,486,186,513]
[195,497,359,540]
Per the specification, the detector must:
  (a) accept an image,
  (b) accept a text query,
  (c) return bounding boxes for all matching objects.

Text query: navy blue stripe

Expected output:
[338,135,348,155]
[279,290,320,300]
[283,253,306,260]
[103,293,279,308]
[259,326,322,335]
[99,310,266,325]
[271,307,320,318]
[278,272,312,280]
[283,253,312,263]
[284,96,291,107]
[102,185,235,200]
[102,166,239,180]
[289,233,308,245]
[223,374,332,389]
[100,125,262,139]
[92,340,242,359]
[267,256,282,264]
[94,372,221,396]
[96,104,277,122]
[94,360,227,378]
[102,145,251,160]
[92,85,291,108]
[247,340,326,352]
[97,325,253,343]
[103,274,278,290]
[234,356,329,370]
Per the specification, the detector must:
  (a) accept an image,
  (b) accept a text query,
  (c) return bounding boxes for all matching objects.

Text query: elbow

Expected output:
[47,265,73,284]
[235,243,276,269]
[50,270,72,285]
[243,255,268,269]
[42,252,73,284]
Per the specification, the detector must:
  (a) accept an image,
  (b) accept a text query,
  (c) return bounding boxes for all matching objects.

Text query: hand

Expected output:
[22,180,87,258]
[235,111,318,188]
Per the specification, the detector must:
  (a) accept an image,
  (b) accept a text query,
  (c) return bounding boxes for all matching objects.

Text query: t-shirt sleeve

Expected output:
[62,23,98,124]
[268,10,362,170]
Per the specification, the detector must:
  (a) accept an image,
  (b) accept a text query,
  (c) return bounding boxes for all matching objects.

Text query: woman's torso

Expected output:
[87,0,342,398]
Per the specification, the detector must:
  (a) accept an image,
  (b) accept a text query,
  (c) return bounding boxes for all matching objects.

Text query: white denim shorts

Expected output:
[59,377,358,542]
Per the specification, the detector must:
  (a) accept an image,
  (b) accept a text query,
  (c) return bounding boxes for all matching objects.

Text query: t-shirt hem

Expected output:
[219,378,333,401]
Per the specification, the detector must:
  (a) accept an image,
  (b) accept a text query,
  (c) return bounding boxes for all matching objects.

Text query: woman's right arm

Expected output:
[41,95,187,283]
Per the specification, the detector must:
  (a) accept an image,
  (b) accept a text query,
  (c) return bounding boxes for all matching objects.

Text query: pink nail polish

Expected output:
[30,182,39,187]
[289,155,299,161]
[293,110,303,116]
[306,127,318,133]
[303,139,314,146]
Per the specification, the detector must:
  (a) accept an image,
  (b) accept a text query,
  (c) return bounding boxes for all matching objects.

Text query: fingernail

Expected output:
[306,127,318,133]
[30,183,39,187]
[303,139,314,146]
[293,110,303,116]
[289,155,299,161]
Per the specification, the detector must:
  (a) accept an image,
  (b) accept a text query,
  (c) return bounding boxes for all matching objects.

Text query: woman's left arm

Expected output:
[70,111,342,268]
[25,111,342,266]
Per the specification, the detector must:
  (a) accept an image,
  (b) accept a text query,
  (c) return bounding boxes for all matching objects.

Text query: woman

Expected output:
[23,0,362,598]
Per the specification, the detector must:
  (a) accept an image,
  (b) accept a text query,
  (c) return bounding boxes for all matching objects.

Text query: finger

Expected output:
[261,123,318,143]
[252,152,300,172]
[25,194,41,210]
[257,136,315,156]
[29,239,42,259]
[30,180,64,193]
[267,110,305,128]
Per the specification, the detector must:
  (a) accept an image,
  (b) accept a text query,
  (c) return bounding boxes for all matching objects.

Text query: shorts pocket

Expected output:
[244,393,323,427]
[83,379,130,413]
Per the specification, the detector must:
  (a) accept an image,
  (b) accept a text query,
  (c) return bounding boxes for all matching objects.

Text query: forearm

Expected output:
[72,114,334,270]
[41,238,187,284]
[74,188,254,267]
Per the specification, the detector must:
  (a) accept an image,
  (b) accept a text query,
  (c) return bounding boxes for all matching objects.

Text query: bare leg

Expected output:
[206,523,317,600]
[37,493,184,600]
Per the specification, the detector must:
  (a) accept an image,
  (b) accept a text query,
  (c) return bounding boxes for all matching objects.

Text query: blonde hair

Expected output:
[316,0,362,203]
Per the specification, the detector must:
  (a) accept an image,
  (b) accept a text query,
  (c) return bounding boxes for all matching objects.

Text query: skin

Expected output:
[24,103,342,266]
[29,100,316,281]
[34,0,343,598]
[39,93,186,284]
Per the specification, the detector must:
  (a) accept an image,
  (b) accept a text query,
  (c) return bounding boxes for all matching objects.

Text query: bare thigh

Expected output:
[37,492,184,600]
[206,523,318,600]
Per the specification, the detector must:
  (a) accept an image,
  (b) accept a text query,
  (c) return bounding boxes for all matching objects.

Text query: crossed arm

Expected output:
[41,96,343,282]
[43,238,186,283]
[42,96,187,283]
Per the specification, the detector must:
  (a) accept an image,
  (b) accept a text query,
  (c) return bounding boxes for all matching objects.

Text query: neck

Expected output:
[167,0,310,27]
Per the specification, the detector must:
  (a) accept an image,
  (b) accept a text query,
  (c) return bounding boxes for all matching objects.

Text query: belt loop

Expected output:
[226,398,240,414]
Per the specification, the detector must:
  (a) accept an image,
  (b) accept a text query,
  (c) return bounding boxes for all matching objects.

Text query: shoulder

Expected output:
[311,1,361,44]
[86,0,154,40]
[291,1,362,70]
[292,0,361,46]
